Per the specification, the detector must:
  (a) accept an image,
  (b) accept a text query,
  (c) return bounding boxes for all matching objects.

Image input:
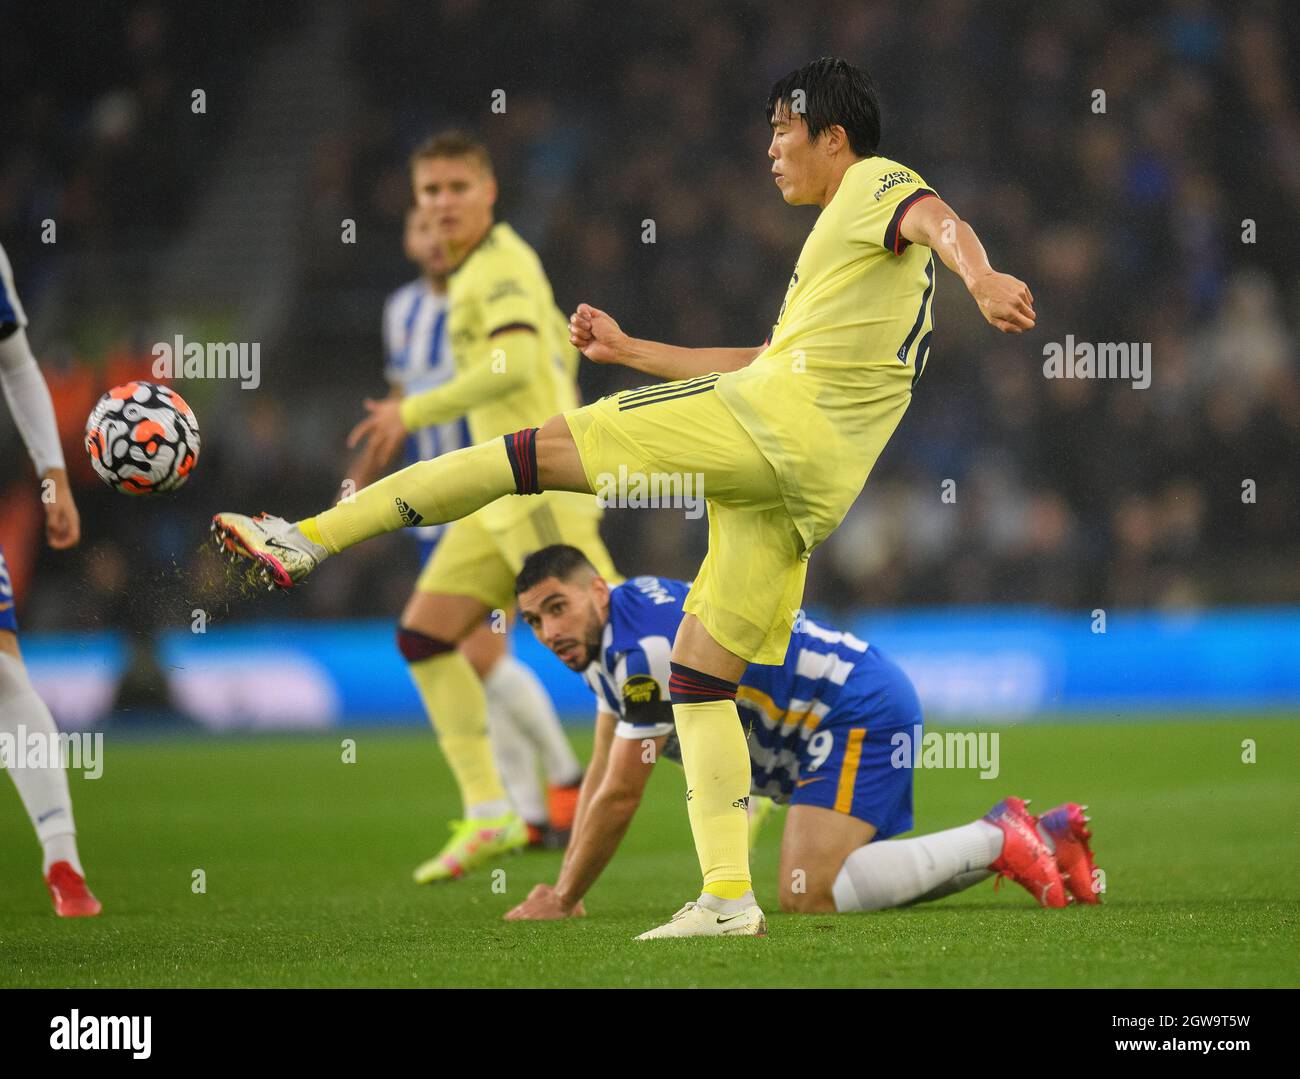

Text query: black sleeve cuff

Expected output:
[884,188,938,254]
[487,321,538,338]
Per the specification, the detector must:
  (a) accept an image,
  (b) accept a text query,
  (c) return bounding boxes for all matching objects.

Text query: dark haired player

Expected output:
[214,58,1036,938]
[502,544,1098,921]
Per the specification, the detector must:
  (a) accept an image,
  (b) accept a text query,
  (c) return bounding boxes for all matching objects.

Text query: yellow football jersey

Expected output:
[715,155,938,554]
[446,221,580,441]
[434,220,593,532]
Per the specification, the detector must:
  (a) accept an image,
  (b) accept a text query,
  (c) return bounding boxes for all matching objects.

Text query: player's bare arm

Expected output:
[506,712,665,920]
[41,466,80,549]
[569,303,762,380]
[549,723,663,912]
[900,197,1036,334]
[505,704,614,921]
[0,316,80,549]
[504,704,615,920]
[339,383,404,501]
[555,705,614,880]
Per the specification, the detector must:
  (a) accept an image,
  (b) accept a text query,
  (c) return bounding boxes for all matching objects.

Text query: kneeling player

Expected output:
[504,546,1100,921]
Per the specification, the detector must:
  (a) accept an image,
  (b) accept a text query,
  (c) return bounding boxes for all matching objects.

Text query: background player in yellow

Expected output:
[341,132,620,882]
[214,59,1034,938]
[344,204,587,870]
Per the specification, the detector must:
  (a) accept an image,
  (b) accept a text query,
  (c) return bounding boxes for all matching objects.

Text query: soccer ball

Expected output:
[85,381,200,495]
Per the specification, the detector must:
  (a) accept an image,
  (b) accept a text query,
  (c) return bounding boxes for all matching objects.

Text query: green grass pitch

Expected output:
[1,717,1296,988]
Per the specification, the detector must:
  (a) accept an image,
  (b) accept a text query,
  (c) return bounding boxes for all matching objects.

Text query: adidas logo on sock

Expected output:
[395,497,424,527]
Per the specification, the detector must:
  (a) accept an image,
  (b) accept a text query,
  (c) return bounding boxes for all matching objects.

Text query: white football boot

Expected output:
[211,512,328,590]
[635,897,767,940]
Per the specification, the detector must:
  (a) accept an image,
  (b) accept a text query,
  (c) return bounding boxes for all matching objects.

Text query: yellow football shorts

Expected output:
[416,491,622,609]
[563,376,807,665]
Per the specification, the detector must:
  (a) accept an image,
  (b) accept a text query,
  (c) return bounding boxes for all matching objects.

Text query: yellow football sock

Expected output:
[673,698,752,896]
[298,517,325,547]
[299,439,517,554]
[407,649,506,811]
[704,879,754,900]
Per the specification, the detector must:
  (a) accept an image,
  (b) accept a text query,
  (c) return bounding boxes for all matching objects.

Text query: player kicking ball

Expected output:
[0,242,101,916]
[502,545,1100,922]
[213,58,1035,938]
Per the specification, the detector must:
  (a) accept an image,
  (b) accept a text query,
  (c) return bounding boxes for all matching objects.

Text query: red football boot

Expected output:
[547,778,582,834]
[983,797,1068,908]
[1038,802,1102,904]
[46,862,102,917]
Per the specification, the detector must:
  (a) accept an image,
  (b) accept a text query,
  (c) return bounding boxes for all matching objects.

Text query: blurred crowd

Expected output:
[2,0,1298,634]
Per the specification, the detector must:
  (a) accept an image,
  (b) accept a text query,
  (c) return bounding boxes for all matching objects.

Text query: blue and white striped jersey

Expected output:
[0,544,16,633]
[582,575,682,735]
[2,245,32,630]
[0,243,29,329]
[581,575,918,801]
[381,278,470,542]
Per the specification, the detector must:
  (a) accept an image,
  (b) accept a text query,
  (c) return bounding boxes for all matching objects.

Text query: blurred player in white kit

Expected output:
[0,241,101,916]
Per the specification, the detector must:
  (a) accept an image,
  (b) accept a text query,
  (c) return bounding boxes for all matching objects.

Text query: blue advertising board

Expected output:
[20,609,1300,730]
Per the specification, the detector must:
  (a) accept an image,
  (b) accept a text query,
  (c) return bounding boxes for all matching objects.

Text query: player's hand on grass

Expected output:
[347,398,407,463]
[41,468,80,549]
[970,271,1036,333]
[503,882,585,920]
[569,303,626,364]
